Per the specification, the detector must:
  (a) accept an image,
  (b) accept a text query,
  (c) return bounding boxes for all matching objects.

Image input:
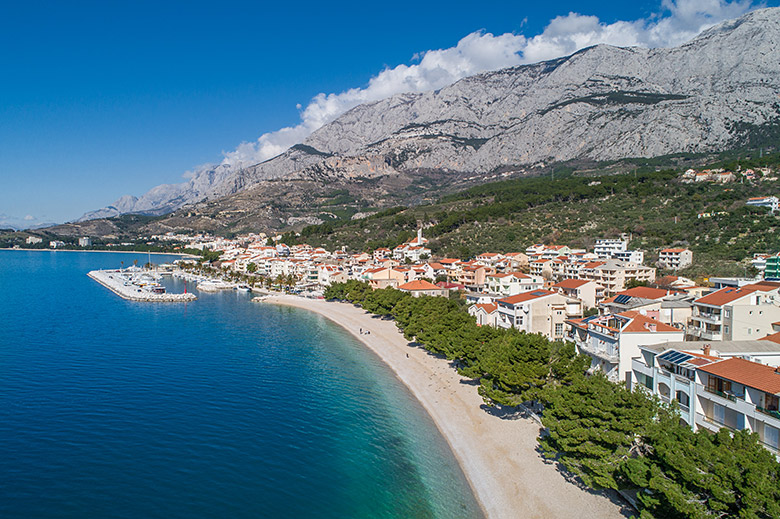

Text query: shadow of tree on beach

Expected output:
[535,444,636,518]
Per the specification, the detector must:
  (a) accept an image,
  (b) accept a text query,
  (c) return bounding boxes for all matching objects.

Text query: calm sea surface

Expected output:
[0,250,482,518]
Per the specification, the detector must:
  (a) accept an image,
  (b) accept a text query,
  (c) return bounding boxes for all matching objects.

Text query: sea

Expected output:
[0,250,483,518]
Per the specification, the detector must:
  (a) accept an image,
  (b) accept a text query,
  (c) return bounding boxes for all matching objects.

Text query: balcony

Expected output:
[703,386,738,402]
[757,406,780,420]
[577,342,618,363]
[693,312,722,324]
[686,325,722,341]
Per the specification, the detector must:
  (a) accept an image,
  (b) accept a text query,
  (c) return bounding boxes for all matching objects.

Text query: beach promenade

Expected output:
[265,294,628,519]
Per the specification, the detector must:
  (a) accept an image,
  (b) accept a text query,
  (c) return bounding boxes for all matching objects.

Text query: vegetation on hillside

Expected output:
[291,152,780,277]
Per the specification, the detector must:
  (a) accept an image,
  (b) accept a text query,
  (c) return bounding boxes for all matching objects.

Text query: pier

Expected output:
[88,270,197,302]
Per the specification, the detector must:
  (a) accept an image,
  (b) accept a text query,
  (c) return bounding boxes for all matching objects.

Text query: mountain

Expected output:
[82,8,780,224]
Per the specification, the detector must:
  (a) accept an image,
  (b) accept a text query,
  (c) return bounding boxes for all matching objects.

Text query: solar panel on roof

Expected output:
[614,294,631,304]
[658,351,693,364]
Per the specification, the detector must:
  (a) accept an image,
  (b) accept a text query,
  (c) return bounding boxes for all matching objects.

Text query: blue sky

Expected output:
[1,0,775,227]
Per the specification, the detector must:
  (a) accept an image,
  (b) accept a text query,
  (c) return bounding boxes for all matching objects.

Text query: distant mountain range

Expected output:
[80,7,780,225]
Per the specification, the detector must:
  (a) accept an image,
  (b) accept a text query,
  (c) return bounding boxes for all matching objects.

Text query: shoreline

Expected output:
[0,248,197,258]
[264,294,627,519]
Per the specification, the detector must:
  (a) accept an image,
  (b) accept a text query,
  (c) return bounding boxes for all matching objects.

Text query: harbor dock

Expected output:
[88,269,197,302]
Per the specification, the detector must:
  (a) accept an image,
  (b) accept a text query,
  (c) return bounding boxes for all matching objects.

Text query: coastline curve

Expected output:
[263,294,627,519]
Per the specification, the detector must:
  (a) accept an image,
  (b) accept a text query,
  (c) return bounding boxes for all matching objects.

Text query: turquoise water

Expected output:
[0,251,482,518]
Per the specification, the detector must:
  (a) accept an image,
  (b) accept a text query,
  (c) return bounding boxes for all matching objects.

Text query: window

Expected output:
[725,309,731,318]
[707,376,731,394]
[713,403,726,424]
[765,425,779,449]
[724,325,729,334]
[555,323,563,336]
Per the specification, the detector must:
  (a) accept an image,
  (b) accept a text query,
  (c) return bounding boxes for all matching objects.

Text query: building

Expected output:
[568,311,684,383]
[78,237,92,247]
[687,282,780,341]
[25,236,43,245]
[486,272,544,297]
[594,239,627,258]
[551,279,604,309]
[765,254,780,280]
[469,303,498,327]
[746,196,779,212]
[398,279,448,298]
[582,259,656,295]
[49,240,66,249]
[495,290,582,340]
[658,248,693,270]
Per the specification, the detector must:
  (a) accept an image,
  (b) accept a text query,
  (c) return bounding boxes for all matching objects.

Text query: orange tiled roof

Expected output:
[498,290,556,305]
[760,331,780,344]
[398,280,442,291]
[698,357,780,395]
[553,279,591,289]
[618,312,680,333]
[695,287,759,306]
[474,303,498,313]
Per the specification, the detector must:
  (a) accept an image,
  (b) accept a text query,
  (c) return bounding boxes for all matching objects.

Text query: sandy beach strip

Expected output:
[264,294,628,519]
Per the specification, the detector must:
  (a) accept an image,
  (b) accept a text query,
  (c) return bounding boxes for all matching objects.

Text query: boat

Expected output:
[236,285,252,292]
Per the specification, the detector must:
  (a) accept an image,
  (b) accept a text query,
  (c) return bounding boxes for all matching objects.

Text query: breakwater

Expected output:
[88,270,197,302]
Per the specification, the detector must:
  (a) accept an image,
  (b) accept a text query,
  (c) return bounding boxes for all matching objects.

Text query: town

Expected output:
[151,226,780,457]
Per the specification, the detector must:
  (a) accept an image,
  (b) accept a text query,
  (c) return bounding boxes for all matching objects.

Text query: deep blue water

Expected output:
[0,251,482,518]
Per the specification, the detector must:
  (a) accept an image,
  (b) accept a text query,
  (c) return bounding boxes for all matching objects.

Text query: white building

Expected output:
[25,236,43,245]
[486,272,544,297]
[594,239,627,258]
[78,237,92,247]
[746,196,779,212]
[495,290,581,341]
[658,248,693,270]
[687,282,780,341]
[631,346,780,454]
[567,311,683,383]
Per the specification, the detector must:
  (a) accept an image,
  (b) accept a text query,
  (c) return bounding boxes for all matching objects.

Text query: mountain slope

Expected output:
[83,7,780,221]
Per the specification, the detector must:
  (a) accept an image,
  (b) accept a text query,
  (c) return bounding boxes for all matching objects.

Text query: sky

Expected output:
[1,0,776,228]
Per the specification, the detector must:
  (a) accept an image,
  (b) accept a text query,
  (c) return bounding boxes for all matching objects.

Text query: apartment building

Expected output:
[495,290,582,340]
[486,272,544,297]
[582,259,656,295]
[568,311,683,383]
[551,279,604,309]
[687,282,780,341]
[658,248,693,270]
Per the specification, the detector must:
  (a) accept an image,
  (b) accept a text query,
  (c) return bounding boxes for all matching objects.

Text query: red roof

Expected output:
[603,286,668,303]
[553,279,592,289]
[760,331,780,344]
[618,312,681,333]
[660,248,688,253]
[398,280,442,291]
[474,303,498,313]
[498,290,556,305]
[695,287,759,306]
[698,357,780,395]
[583,261,606,269]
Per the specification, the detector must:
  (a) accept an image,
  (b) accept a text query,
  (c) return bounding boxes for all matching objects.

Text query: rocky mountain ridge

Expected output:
[82,7,780,223]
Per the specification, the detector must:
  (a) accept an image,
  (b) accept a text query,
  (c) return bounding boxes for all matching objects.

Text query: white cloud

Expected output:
[24,214,35,221]
[198,0,759,174]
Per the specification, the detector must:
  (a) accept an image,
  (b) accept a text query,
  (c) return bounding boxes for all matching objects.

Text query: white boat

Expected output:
[197,280,232,292]
[236,285,251,292]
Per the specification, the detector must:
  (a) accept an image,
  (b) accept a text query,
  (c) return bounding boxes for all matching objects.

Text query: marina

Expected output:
[88,268,197,302]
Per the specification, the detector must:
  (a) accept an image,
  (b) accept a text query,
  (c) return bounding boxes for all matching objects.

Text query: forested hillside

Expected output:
[288,153,780,276]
